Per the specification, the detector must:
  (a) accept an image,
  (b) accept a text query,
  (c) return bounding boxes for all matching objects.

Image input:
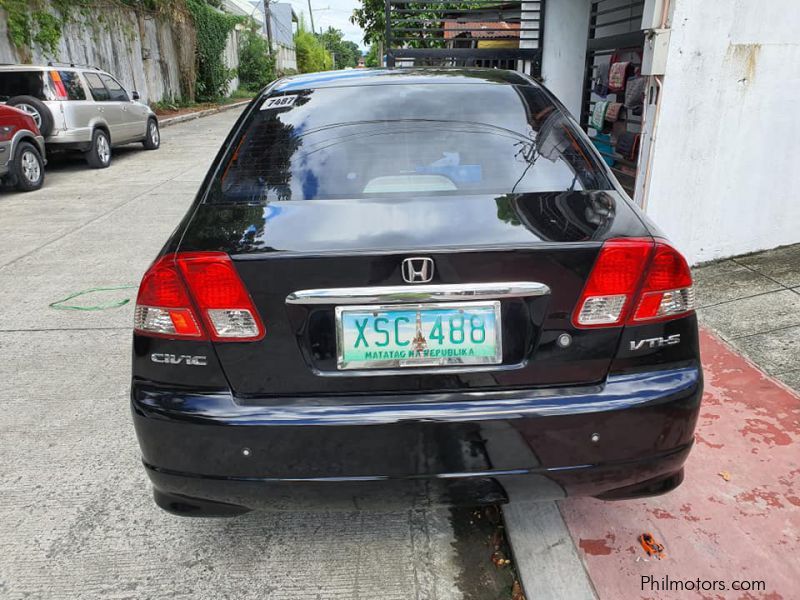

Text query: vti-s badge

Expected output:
[151,353,208,366]
[630,334,681,351]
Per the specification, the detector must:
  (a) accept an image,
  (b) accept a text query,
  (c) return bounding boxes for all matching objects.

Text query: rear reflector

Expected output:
[134,306,202,337]
[134,253,264,341]
[573,238,695,328]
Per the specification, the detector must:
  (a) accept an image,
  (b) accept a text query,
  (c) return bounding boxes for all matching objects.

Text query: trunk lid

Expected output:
[178,191,651,398]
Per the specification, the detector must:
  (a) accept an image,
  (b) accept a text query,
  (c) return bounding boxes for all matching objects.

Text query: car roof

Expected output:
[0,64,104,73]
[272,67,534,93]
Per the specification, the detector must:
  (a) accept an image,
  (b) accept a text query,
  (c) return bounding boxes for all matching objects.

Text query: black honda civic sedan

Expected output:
[131,68,702,516]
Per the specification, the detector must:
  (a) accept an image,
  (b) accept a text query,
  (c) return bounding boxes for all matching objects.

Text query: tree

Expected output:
[364,43,380,67]
[294,15,333,73]
[341,41,362,68]
[318,27,360,69]
[352,0,454,50]
[351,0,385,46]
[238,23,275,91]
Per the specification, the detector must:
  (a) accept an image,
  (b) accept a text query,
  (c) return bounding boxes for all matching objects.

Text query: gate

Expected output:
[384,0,546,77]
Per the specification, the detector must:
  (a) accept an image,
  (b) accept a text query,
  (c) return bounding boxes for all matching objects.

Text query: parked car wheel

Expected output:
[6,96,54,137]
[85,129,111,169]
[143,118,160,150]
[8,141,45,192]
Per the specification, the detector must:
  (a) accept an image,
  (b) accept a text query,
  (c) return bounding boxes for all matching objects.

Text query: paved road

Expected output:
[0,110,471,600]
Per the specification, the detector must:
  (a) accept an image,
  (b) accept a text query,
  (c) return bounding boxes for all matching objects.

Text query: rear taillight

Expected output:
[176,252,264,341]
[134,252,264,341]
[134,256,204,339]
[631,243,695,322]
[573,238,694,328]
[49,70,68,100]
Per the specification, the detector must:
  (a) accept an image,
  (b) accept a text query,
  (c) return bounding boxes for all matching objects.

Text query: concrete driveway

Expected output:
[0,111,489,600]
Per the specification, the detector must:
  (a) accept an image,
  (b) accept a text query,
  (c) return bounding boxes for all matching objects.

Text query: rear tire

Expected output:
[7,95,54,137]
[143,118,160,150]
[85,129,111,169]
[10,141,44,192]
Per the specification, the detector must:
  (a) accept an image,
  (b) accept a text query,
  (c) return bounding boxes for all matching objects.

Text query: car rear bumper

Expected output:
[131,365,702,514]
[46,126,92,149]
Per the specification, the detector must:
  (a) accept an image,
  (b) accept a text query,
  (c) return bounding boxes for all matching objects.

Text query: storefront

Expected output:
[580,0,646,198]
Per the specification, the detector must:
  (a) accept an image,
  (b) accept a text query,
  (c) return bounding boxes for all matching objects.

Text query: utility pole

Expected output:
[384,0,393,67]
[307,0,315,34]
[263,0,273,55]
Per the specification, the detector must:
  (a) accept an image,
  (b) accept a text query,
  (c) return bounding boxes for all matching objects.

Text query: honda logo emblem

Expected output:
[402,257,434,284]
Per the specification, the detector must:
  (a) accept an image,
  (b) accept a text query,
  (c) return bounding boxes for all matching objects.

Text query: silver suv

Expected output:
[0,64,160,168]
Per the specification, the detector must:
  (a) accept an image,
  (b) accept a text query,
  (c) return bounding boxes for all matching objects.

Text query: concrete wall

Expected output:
[224,28,240,95]
[0,5,196,104]
[275,44,297,73]
[642,0,800,264]
[540,0,590,118]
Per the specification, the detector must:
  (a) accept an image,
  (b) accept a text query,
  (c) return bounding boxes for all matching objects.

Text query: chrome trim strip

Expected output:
[314,360,525,378]
[286,282,550,305]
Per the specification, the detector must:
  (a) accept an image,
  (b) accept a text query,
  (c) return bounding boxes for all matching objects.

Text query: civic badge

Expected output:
[402,257,434,284]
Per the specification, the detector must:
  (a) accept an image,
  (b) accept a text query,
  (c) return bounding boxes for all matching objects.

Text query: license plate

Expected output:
[335,301,502,370]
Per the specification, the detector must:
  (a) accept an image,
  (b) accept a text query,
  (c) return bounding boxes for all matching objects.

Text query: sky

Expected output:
[281,0,366,49]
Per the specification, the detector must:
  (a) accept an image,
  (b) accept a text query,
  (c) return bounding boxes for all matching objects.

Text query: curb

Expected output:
[159,100,251,128]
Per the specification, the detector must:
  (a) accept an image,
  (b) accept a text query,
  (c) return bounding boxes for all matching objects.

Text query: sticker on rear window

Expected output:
[261,95,298,110]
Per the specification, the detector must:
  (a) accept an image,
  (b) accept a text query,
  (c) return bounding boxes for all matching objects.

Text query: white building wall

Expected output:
[642,0,800,264]
[224,28,241,95]
[540,0,590,118]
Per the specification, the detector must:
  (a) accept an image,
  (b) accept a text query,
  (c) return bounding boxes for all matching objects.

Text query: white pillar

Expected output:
[539,0,591,118]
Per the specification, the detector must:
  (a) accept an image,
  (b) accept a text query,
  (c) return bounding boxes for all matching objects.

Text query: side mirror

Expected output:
[132,91,140,101]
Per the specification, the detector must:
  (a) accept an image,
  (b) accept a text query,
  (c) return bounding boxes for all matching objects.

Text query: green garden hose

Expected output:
[49,285,137,311]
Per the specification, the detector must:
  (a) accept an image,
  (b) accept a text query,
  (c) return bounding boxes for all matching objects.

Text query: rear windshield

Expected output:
[0,71,50,101]
[210,83,612,203]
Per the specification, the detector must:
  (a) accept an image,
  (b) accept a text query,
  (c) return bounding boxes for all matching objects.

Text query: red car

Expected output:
[0,104,45,191]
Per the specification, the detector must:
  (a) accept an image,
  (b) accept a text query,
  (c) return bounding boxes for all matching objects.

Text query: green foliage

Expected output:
[294,15,332,73]
[317,27,360,69]
[351,0,384,46]
[353,1,481,49]
[33,11,62,55]
[0,0,187,59]
[0,0,62,57]
[228,87,256,100]
[185,0,240,101]
[364,43,380,67]
[118,0,186,12]
[238,23,275,92]
[150,95,194,112]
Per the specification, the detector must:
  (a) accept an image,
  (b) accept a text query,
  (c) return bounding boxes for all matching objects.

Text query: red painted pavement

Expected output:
[559,329,800,599]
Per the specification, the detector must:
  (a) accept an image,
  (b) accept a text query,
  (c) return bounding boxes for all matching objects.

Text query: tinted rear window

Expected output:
[0,71,49,101]
[211,83,612,204]
[58,71,86,100]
